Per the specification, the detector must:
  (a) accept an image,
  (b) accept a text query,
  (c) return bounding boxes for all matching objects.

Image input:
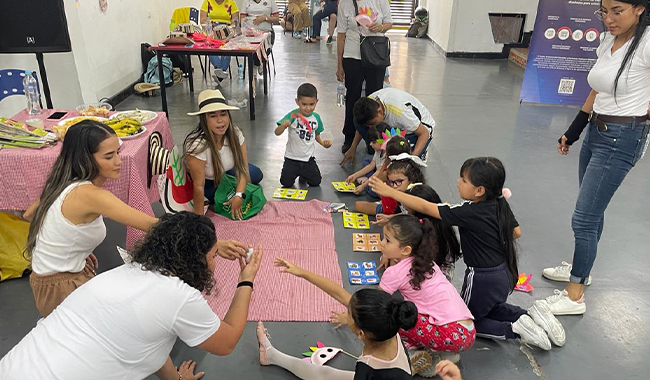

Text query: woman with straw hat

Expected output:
[184,89,263,219]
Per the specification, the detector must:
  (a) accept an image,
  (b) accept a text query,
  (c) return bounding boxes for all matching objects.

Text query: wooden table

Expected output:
[151,34,270,120]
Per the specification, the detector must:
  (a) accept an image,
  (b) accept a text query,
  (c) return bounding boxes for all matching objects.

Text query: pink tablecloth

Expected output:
[0,109,174,248]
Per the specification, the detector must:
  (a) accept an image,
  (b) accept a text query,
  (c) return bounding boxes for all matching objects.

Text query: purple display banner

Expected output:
[521,0,602,105]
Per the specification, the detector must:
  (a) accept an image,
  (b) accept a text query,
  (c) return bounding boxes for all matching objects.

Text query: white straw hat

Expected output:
[187,89,239,116]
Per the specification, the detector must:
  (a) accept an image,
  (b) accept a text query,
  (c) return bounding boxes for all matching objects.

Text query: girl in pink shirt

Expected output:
[379,215,475,360]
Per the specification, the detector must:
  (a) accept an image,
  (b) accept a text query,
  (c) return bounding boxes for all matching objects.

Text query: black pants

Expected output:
[280,157,322,187]
[460,263,526,340]
[311,1,337,38]
[342,58,385,144]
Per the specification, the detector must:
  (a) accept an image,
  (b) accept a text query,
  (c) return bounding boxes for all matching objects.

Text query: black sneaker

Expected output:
[326,35,333,45]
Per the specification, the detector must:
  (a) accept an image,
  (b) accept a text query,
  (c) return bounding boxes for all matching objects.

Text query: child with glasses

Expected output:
[354,151,426,217]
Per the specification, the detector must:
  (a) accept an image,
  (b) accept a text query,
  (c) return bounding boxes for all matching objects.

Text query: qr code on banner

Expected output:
[558,78,576,95]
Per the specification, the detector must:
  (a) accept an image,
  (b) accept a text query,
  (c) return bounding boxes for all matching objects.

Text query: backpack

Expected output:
[144,56,173,86]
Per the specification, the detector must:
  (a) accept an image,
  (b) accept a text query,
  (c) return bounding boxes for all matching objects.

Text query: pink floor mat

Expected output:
[205,200,345,321]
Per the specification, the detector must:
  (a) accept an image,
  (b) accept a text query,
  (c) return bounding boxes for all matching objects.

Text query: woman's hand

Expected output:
[177,359,205,380]
[330,311,351,329]
[368,22,383,33]
[336,65,345,82]
[435,360,462,380]
[254,15,267,25]
[224,195,244,220]
[238,245,263,283]
[274,258,305,277]
[368,176,392,197]
[557,135,570,155]
[85,253,99,273]
[217,240,248,260]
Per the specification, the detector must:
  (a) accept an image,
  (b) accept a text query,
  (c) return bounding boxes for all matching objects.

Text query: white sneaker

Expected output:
[512,314,551,350]
[529,301,566,347]
[544,289,586,316]
[542,261,592,285]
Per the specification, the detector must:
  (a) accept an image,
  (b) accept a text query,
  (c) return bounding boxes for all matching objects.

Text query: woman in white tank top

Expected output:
[544,0,650,316]
[23,120,158,317]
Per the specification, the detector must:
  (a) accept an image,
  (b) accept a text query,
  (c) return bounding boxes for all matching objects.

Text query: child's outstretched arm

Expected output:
[369,176,441,219]
[275,258,352,306]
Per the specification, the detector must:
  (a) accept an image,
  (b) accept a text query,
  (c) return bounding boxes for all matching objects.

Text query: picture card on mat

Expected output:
[273,188,308,200]
[342,211,370,229]
[332,181,357,192]
[347,261,379,285]
[353,233,381,252]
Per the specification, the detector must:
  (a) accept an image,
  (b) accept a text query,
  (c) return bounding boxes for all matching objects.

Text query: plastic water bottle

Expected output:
[238,64,244,80]
[336,82,345,107]
[23,71,41,115]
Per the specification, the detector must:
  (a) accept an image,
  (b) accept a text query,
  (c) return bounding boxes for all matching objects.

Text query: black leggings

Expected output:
[311,1,337,38]
[342,58,384,143]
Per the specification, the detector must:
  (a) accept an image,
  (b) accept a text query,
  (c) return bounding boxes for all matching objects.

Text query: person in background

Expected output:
[287,0,313,38]
[337,0,392,157]
[305,0,338,44]
[184,90,263,219]
[240,0,280,77]
[22,121,158,318]
[0,212,263,380]
[200,0,240,83]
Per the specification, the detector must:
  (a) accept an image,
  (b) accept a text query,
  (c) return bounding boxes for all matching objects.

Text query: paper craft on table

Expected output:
[348,262,380,285]
[352,233,381,252]
[332,182,356,193]
[273,188,308,200]
[342,211,370,229]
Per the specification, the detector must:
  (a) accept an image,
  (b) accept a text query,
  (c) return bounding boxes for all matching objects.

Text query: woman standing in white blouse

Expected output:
[336,0,392,155]
[542,0,650,315]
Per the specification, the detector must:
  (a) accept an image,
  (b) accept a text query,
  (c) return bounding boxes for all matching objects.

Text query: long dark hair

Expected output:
[349,289,418,342]
[407,184,462,266]
[603,0,650,97]
[460,157,518,289]
[25,121,116,257]
[183,112,249,184]
[385,214,437,290]
[130,212,217,294]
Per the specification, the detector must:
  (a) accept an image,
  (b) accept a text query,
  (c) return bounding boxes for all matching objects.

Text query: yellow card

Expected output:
[273,188,308,200]
[332,181,357,192]
[342,211,370,229]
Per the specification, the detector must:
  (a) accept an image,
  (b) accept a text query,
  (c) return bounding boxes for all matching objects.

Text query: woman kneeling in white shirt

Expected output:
[0,212,263,380]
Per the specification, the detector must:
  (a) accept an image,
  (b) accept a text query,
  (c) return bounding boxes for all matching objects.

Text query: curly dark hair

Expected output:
[130,212,217,294]
[385,214,437,290]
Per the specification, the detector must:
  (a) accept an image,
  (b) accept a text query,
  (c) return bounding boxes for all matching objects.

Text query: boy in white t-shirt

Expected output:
[275,83,332,187]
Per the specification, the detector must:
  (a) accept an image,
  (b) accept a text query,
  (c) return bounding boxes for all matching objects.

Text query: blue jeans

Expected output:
[354,121,432,160]
[569,118,648,284]
[204,163,264,201]
[209,55,231,72]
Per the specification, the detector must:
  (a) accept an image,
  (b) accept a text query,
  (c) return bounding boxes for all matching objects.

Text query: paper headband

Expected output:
[377,127,407,150]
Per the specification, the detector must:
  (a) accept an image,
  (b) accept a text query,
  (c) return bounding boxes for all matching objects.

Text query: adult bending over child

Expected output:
[342,88,434,166]
[184,90,263,219]
[1,212,263,380]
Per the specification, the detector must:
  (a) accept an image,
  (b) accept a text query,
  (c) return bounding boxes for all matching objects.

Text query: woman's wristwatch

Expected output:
[235,192,246,200]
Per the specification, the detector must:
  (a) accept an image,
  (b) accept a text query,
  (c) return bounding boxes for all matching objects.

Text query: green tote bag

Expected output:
[213,174,266,220]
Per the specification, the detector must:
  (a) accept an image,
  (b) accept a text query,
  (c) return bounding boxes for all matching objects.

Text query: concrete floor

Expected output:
[2,30,650,379]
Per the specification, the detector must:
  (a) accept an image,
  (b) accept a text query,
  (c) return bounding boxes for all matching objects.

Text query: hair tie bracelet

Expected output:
[237,281,254,289]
